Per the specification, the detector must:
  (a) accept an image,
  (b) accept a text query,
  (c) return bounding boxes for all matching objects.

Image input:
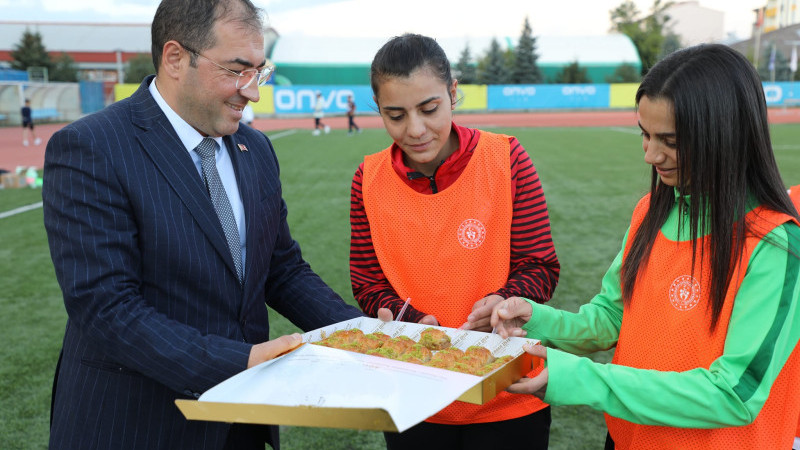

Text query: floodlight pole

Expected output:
[754,26,762,67]
[115,50,124,84]
[793,43,798,97]
[770,42,777,83]
[785,40,800,106]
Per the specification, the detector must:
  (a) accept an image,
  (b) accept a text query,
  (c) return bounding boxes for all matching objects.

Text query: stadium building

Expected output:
[0,21,640,86]
[268,34,640,85]
[0,21,640,122]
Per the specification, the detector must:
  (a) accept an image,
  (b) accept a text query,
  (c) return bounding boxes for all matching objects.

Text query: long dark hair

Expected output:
[621,44,796,331]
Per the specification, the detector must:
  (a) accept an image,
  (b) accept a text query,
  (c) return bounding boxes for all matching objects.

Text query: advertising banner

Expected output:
[114,83,139,102]
[609,83,639,108]
[762,82,800,106]
[110,82,800,113]
[250,85,275,114]
[114,84,277,113]
[488,84,610,110]
[456,84,488,110]
[273,85,374,114]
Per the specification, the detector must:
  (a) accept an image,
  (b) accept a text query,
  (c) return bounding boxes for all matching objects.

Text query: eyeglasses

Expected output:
[180,42,274,90]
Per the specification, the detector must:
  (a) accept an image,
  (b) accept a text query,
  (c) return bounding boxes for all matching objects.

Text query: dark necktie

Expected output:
[194,138,243,283]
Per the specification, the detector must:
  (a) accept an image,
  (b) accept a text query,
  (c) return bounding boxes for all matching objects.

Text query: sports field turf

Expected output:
[2,123,800,449]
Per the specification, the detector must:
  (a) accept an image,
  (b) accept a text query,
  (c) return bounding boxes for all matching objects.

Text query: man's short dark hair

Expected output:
[150,0,263,73]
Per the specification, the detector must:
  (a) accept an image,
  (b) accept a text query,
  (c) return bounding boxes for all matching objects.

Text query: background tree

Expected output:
[454,44,477,84]
[477,38,509,85]
[554,61,591,84]
[605,63,641,83]
[660,32,682,59]
[756,47,796,82]
[49,52,78,82]
[503,47,515,76]
[610,0,674,75]
[510,16,542,84]
[124,54,156,84]
[10,29,53,73]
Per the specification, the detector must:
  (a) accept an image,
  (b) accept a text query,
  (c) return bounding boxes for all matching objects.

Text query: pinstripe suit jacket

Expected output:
[43,75,361,450]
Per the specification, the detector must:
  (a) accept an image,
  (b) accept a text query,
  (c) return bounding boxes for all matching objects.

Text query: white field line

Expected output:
[1,131,297,221]
[608,127,641,135]
[0,201,43,219]
[268,129,298,140]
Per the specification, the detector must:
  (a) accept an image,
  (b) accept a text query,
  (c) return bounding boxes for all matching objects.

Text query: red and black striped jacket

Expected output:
[349,123,560,323]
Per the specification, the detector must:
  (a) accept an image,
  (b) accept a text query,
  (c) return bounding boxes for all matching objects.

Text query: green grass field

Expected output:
[3,123,800,449]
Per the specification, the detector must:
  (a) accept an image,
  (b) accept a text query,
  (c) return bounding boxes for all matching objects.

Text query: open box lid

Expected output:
[177,317,538,432]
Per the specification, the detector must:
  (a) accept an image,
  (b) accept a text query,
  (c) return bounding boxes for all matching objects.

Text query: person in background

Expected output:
[240,103,254,126]
[347,94,360,135]
[21,99,41,146]
[43,1,362,449]
[350,33,560,449]
[312,91,330,135]
[491,44,800,450]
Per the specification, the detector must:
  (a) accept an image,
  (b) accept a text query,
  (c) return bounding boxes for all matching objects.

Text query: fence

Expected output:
[114,81,800,114]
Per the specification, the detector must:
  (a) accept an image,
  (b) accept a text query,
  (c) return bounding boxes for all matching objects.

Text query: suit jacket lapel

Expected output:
[129,76,240,281]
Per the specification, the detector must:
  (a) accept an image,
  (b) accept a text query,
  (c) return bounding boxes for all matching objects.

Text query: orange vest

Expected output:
[362,131,547,424]
[608,195,800,449]
[790,185,800,211]
[788,186,800,440]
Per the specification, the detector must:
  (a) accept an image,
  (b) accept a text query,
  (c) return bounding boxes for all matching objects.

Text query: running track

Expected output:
[3,108,800,171]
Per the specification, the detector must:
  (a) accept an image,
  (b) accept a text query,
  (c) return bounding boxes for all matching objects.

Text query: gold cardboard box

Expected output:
[177,317,538,432]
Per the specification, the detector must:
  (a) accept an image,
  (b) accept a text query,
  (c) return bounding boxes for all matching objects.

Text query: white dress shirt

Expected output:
[148,78,247,274]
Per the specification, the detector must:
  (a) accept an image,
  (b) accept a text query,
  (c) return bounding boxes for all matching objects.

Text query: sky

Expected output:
[2,0,767,41]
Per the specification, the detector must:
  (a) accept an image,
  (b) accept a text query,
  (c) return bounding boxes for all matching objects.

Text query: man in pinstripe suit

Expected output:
[42,1,362,448]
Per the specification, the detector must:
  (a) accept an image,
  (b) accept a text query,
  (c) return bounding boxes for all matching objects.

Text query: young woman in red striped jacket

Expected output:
[349,33,560,449]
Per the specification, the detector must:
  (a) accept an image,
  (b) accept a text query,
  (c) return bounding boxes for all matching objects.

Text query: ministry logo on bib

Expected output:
[457,219,486,249]
[668,275,701,311]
